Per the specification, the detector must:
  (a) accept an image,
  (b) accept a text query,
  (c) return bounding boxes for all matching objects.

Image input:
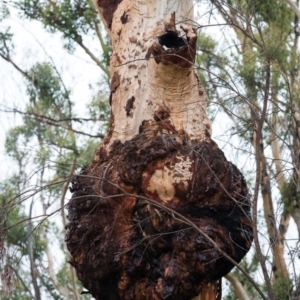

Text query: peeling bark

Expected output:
[66,1,253,299]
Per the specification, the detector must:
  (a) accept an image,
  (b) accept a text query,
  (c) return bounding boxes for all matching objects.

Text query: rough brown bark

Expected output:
[65,1,253,299]
[66,129,252,299]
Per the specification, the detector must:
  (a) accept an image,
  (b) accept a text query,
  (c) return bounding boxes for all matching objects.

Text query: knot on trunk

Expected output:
[65,125,253,300]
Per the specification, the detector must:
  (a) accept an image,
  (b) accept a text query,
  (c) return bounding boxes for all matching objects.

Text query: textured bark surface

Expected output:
[66,123,253,300]
[92,0,211,149]
[66,1,253,299]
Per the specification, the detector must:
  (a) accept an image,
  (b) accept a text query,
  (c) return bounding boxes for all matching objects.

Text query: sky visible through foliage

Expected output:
[1,0,300,299]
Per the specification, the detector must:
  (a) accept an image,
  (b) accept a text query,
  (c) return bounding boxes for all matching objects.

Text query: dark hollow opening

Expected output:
[158,31,187,49]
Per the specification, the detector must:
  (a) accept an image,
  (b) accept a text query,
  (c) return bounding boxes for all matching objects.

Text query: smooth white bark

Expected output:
[93,0,211,155]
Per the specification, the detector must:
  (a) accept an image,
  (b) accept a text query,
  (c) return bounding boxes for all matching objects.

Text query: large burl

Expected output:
[65,2,253,300]
[66,130,252,300]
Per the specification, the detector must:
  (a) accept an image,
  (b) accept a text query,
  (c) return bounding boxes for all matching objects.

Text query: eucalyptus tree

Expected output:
[1,0,300,300]
[66,1,253,299]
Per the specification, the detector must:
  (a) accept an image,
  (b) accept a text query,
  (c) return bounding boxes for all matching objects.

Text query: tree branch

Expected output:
[3,107,105,138]
[76,39,109,77]
[285,0,300,19]
[10,266,35,299]
[27,200,42,300]
[61,160,76,232]
[225,273,252,300]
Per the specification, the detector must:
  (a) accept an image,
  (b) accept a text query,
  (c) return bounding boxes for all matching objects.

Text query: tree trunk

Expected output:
[65,1,253,299]
[94,0,211,150]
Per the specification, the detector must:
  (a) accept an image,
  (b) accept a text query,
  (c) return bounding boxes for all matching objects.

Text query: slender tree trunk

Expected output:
[66,1,253,299]
[28,200,42,300]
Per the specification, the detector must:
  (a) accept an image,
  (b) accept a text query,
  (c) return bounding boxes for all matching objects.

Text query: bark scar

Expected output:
[125,96,135,117]
[96,0,122,29]
[110,71,121,93]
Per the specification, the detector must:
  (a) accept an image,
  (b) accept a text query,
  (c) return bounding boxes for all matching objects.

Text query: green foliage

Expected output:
[226,0,293,31]
[18,0,96,46]
[0,2,9,20]
[0,4,14,59]
[27,63,70,108]
[0,181,26,248]
[5,126,30,166]
[16,0,111,78]
[282,178,300,214]
[196,33,229,116]
[272,274,293,300]
[195,0,300,298]
[224,255,264,300]
[1,0,300,299]
[0,1,111,298]
[0,27,14,58]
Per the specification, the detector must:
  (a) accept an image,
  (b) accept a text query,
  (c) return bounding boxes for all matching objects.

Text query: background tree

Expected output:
[0,1,111,299]
[1,0,300,299]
